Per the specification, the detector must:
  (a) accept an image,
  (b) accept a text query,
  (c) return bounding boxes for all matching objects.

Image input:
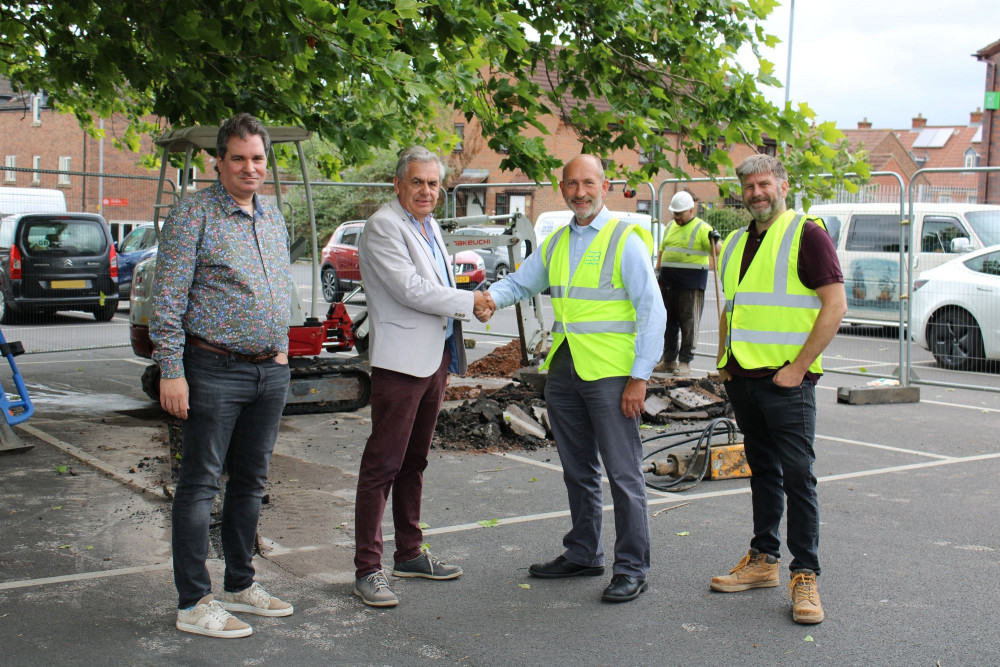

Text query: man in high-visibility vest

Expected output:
[712,154,846,625]
[484,155,666,603]
[653,191,721,377]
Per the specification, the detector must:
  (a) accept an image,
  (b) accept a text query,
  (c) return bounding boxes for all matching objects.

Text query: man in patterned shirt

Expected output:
[151,114,295,639]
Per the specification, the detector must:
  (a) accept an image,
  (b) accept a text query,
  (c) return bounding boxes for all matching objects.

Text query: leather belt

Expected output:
[185,334,278,363]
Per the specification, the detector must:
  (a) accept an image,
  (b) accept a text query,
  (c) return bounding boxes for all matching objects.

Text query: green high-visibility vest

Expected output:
[718,210,825,374]
[658,217,712,269]
[540,218,653,381]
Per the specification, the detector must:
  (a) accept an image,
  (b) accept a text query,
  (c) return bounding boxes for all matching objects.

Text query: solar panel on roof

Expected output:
[912,127,954,148]
[972,126,983,143]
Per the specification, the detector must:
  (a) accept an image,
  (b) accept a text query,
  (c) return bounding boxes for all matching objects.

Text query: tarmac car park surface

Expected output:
[1,279,999,665]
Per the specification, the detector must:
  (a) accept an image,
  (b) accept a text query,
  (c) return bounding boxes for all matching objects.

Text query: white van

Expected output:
[0,187,67,217]
[808,203,1000,324]
[534,210,654,249]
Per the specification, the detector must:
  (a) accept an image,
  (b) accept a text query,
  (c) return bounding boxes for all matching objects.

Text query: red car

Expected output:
[320,221,486,302]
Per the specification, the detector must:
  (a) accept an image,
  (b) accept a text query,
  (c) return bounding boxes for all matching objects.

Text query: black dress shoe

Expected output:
[528,555,605,579]
[601,574,649,602]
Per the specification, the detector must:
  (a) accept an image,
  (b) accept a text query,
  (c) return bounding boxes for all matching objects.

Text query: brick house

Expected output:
[1,80,167,239]
[975,38,1000,204]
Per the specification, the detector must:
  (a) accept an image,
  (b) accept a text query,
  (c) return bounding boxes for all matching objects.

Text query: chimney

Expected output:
[970,108,983,126]
[912,114,927,129]
[858,118,872,129]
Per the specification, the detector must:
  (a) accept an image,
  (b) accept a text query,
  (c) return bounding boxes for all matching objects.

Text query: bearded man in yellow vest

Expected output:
[712,154,847,625]
[483,155,666,603]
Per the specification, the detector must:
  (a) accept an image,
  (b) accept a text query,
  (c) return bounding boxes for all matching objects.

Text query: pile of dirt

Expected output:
[465,339,527,378]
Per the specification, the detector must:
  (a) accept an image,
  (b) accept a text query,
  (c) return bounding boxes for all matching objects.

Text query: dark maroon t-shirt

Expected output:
[723,218,844,382]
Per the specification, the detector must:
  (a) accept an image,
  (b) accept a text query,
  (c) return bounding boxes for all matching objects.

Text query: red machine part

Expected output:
[286,302,356,357]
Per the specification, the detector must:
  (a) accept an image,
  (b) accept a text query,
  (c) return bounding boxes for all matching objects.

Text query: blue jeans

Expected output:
[172,346,290,609]
[725,375,820,574]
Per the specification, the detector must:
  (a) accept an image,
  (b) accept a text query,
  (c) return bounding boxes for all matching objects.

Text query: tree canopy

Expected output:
[0,0,868,195]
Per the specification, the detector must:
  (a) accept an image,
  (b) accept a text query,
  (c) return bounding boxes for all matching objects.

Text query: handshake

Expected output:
[473,290,498,323]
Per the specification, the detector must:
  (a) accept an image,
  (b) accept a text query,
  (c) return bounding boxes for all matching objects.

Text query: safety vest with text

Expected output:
[540,219,653,381]
[658,217,711,270]
[718,210,825,374]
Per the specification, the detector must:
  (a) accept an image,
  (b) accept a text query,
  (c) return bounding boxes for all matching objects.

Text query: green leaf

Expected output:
[804,635,814,642]
[675,531,690,536]
[55,465,67,474]
[59,544,72,549]
[518,583,530,589]
[419,542,431,552]
[52,506,63,510]
[528,477,538,482]
[418,521,430,529]
[476,518,499,527]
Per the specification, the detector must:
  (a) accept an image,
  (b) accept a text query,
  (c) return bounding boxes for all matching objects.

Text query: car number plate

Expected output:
[51,280,87,289]
[455,275,470,283]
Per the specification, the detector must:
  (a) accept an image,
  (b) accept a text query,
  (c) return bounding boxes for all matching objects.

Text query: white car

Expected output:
[910,244,1000,370]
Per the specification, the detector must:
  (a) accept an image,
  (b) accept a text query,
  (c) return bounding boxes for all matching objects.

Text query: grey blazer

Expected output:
[358,199,475,377]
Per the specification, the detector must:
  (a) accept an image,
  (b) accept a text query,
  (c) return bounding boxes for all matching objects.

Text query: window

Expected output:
[454,124,464,152]
[31,94,41,124]
[845,214,907,252]
[967,251,1000,276]
[495,193,510,216]
[4,155,15,182]
[757,140,777,157]
[177,166,198,190]
[636,199,651,215]
[921,216,967,254]
[32,156,40,184]
[964,149,979,169]
[57,156,71,185]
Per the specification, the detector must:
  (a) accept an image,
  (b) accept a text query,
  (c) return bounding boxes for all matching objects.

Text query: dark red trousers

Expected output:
[353,349,450,577]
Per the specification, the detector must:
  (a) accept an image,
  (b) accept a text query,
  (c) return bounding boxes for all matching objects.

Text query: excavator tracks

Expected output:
[283,359,372,415]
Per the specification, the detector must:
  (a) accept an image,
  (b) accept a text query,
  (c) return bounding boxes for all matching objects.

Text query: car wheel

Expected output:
[321,266,343,303]
[0,292,17,325]
[494,264,510,280]
[141,363,161,403]
[92,301,118,322]
[928,307,984,371]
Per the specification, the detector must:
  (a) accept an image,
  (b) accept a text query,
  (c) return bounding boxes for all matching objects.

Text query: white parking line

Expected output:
[0,563,171,591]
[379,451,1000,543]
[816,434,954,459]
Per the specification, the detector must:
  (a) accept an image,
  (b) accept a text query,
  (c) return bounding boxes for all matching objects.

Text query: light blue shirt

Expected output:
[488,206,666,379]
[404,209,455,342]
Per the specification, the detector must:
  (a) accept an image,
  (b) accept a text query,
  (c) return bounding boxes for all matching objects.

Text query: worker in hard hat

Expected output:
[653,190,720,376]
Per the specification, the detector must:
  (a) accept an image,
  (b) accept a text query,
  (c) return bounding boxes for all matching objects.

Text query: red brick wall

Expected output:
[980,56,1000,204]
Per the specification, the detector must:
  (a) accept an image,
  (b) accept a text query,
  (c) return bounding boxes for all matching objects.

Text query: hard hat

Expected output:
[668,191,695,213]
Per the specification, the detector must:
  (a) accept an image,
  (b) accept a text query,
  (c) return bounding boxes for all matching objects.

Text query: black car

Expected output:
[0,212,119,323]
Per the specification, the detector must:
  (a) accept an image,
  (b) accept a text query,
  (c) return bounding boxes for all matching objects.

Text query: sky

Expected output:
[742,0,1000,130]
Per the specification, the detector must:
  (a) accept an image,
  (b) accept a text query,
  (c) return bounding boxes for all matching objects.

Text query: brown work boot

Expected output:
[653,359,678,373]
[674,361,691,376]
[710,549,779,592]
[788,570,824,624]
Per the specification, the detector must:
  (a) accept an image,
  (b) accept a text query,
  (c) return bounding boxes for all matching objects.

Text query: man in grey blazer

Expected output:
[353,146,493,607]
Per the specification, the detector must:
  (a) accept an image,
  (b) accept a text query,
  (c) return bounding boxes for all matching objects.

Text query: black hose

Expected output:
[642,417,739,493]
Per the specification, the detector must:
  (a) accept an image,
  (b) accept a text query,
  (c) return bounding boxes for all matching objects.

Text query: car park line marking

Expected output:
[0,563,172,591]
[495,452,678,498]
[15,423,170,501]
[816,435,954,460]
[380,451,1000,543]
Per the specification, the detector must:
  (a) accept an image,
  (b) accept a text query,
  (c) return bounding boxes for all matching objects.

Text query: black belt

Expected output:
[185,334,277,363]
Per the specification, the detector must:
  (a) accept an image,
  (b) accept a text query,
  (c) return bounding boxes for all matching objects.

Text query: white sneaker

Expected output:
[219,581,294,617]
[176,595,253,638]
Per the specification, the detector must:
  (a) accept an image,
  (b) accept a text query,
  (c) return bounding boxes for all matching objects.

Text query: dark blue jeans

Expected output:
[172,346,290,609]
[725,375,820,574]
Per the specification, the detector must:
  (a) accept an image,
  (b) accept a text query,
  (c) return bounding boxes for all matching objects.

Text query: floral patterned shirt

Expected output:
[150,180,292,379]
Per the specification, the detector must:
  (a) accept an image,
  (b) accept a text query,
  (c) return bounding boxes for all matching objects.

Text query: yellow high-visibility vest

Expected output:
[718,210,825,374]
[540,219,652,380]
[658,217,711,269]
